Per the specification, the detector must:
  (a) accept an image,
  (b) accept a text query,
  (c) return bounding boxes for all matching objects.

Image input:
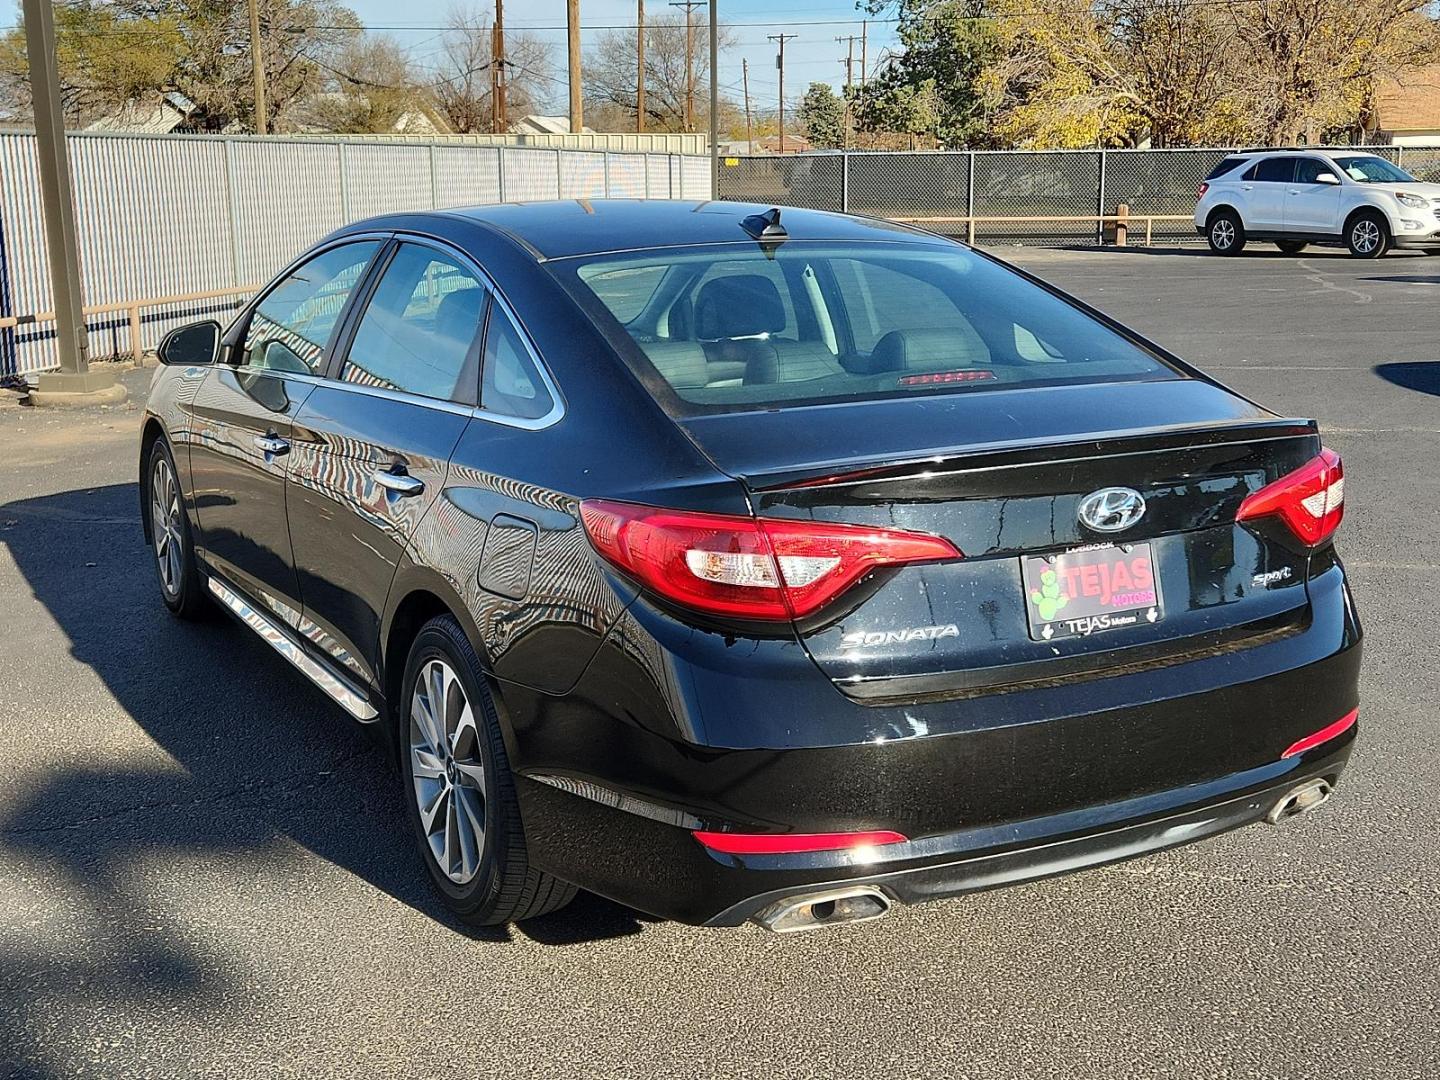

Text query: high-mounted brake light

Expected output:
[580,500,961,621]
[1236,448,1344,545]
[693,829,908,855]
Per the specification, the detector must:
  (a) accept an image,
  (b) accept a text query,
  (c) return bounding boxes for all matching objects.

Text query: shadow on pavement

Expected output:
[1374,361,1440,397]
[0,483,648,1074]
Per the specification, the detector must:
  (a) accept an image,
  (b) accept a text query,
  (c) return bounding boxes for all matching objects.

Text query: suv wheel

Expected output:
[1276,240,1308,254]
[147,438,210,619]
[400,614,577,926]
[1346,211,1389,258]
[1207,210,1246,255]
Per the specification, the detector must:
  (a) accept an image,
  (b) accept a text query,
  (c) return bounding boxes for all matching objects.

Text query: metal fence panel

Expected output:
[973,150,1102,245]
[1400,146,1440,182]
[559,150,607,198]
[645,154,672,198]
[1103,149,1228,243]
[345,142,432,219]
[502,148,561,203]
[847,152,969,219]
[607,152,646,197]
[715,154,845,210]
[434,145,501,207]
[682,155,713,200]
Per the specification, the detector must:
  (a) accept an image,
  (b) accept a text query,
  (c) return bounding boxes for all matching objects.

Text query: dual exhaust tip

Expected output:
[753,778,1335,933]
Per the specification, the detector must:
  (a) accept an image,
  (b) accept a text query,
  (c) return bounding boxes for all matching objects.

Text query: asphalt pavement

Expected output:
[1,245,1437,1079]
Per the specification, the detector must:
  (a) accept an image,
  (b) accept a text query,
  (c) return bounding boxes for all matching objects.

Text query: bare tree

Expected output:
[583,14,734,132]
[429,5,555,133]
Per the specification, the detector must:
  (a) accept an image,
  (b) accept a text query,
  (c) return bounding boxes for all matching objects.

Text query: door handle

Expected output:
[1241,184,1254,191]
[254,435,290,456]
[1286,188,1301,195]
[374,467,425,497]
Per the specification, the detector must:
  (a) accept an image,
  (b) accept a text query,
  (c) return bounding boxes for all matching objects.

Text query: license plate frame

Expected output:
[1022,542,1163,641]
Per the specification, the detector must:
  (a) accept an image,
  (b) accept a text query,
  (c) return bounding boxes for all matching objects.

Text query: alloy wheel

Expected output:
[409,658,488,884]
[1211,219,1235,250]
[151,455,183,597]
[1351,219,1381,254]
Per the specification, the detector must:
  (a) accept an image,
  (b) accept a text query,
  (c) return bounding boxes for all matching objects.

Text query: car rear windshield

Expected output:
[555,241,1179,415]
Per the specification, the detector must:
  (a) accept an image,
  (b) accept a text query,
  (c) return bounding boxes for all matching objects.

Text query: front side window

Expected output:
[557,241,1178,416]
[1331,155,1417,184]
[1295,158,1338,184]
[241,242,380,374]
[342,243,487,402]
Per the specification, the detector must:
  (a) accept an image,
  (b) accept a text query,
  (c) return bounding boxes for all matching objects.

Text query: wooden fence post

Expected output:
[1114,203,1129,247]
[130,304,143,363]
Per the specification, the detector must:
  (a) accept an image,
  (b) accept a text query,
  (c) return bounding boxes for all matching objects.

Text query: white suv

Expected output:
[1194,149,1440,258]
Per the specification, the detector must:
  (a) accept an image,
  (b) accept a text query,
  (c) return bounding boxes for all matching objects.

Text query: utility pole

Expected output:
[22,0,117,398]
[708,0,717,194]
[742,57,752,151]
[768,33,796,153]
[860,19,868,87]
[636,0,645,133]
[567,0,582,133]
[247,0,267,134]
[670,1,705,133]
[836,33,858,151]
[492,0,507,132]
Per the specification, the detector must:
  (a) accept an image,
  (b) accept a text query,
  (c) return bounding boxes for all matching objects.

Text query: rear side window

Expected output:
[481,306,555,421]
[1205,156,1249,181]
[556,242,1178,416]
[342,243,486,402]
[1248,157,1295,183]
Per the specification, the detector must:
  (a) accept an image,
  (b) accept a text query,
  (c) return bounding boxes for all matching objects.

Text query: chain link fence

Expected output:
[719,145,1440,246]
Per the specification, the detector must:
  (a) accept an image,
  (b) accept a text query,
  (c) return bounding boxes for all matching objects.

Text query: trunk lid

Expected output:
[679,380,1322,702]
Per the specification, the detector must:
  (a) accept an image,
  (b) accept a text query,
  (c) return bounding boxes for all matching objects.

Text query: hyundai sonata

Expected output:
[140,200,1360,932]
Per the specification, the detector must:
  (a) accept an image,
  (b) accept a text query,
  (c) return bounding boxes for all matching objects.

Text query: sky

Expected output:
[341,0,900,118]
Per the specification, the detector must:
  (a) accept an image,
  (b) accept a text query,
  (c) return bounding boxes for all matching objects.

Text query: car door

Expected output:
[285,239,484,689]
[1284,157,1344,234]
[188,239,384,627]
[1238,156,1294,230]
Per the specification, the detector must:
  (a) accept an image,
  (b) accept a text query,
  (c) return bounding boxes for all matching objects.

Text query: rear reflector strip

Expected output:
[1281,708,1358,759]
[693,830,908,855]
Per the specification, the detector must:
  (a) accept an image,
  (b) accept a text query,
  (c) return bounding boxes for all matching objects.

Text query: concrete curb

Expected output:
[23,382,130,409]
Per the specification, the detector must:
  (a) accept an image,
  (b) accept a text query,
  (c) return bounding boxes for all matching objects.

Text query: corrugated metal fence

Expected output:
[718,145,1440,246]
[0,131,713,377]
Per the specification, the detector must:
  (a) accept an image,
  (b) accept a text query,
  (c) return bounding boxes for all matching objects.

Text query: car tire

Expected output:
[146,437,210,620]
[1345,211,1390,258]
[1207,210,1246,255]
[1275,240,1308,254]
[399,614,577,926]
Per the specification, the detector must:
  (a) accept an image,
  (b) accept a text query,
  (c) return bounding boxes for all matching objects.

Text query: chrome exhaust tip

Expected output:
[1266,778,1333,824]
[752,886,892,933]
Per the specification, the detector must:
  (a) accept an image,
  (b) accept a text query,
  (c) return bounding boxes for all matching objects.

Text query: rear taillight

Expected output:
[1198,181,1209,197]
[580,499,961,621]
[1236,448,1344,545]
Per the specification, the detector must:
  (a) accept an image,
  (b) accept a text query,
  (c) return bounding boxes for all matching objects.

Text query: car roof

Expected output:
[351,199,948,261]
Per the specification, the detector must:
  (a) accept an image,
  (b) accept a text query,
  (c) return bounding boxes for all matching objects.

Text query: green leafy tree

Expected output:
[797,81,846,148]
[856,0,1001,148]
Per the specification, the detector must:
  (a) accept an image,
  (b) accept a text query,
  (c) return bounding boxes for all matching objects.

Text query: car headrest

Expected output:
[641,341,710,388]
[695,275,785,339]
[435,287,485,348]
[866,328,990,373]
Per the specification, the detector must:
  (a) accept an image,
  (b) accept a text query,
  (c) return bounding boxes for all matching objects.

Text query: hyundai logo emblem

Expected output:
[1077,487,1147,533]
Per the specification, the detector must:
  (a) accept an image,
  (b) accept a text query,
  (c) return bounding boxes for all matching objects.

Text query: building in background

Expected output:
[1366,67,1440,145]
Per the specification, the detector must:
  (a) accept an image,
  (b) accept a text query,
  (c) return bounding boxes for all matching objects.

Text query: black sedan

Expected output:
[140,200,1360,932]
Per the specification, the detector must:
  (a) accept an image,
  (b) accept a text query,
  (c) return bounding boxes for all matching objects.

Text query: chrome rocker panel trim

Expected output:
[206,576,380,722]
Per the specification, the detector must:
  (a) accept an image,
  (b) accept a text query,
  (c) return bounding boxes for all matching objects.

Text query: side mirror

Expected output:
[157,320,220,366]
[1316,172,1340,185]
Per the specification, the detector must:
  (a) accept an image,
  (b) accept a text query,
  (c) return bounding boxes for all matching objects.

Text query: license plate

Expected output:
[1023,542,1163,641]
